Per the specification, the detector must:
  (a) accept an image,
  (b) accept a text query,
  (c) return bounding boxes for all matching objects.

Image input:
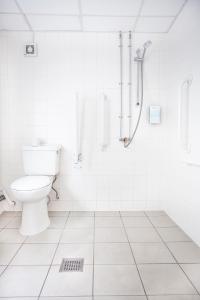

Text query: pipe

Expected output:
[124,59,144,148]
[128,31,132,139]
[119,31,124,141]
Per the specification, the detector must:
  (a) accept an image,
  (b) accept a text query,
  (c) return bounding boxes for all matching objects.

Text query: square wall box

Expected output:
[149,105,161,124]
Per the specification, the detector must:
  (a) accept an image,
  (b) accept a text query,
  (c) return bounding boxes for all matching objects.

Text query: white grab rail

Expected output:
[100,93,110,151]
[74,93,83,166]
[179,77,193,153]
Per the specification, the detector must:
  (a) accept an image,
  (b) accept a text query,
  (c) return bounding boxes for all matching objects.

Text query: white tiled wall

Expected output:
[161,0,200,245]
[0,31,166,211]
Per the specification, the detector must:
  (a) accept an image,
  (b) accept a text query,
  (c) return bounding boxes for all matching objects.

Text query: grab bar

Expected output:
[179,77,193,153]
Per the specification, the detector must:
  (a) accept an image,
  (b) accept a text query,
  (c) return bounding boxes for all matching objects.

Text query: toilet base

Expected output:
[20,197,50,236]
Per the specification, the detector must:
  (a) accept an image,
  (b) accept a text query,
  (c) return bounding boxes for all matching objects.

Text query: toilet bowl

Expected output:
[11,176,53,235]
[10,144,61,236]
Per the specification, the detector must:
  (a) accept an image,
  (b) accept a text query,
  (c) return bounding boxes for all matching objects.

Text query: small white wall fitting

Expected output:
[149,106,161,124]
[24,43,37,57]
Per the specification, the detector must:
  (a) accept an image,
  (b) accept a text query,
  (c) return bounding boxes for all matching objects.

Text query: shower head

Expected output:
[135,40,152,61]
[143,40,152,49]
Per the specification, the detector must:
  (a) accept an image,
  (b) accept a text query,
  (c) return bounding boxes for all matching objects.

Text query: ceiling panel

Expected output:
[136,17,174,32]
[83,16,136,31]
[141,0,186,16]
[18,0,80,14]
[0,14,29,30]
[0,0,20,13]
[27,15,81,31]
[82,0,142,16]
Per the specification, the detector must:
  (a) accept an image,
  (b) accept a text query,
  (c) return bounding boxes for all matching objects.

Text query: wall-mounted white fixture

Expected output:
[74,93,83,167]
[100,93,110,151]
[179,77,193,153]
[149,105,161,124]
[24,43,37,57]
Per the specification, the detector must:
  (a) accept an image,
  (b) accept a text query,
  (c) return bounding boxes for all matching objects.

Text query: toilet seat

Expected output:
[11,176,52,191]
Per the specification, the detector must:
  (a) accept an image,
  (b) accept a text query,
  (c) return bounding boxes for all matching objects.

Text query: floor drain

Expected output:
[59,258,84,272]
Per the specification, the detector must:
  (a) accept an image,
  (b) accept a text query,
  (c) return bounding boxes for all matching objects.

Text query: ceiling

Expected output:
[0,0,188,33]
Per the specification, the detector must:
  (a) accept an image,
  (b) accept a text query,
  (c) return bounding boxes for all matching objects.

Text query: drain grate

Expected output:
[59,258,84,272]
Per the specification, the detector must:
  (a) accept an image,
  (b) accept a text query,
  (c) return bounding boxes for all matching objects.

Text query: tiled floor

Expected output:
[0,210,200,300]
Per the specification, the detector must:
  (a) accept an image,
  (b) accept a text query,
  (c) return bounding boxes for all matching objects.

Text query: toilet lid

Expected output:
[11,176,52,191]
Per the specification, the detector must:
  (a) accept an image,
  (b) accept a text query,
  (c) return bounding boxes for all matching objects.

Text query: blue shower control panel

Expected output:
[149,106,161,124]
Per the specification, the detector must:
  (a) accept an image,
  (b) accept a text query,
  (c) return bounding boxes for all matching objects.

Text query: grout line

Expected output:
[119,211,148,299]
[37,213,70,299]
[0,234,28,277]
[145,212,200,296]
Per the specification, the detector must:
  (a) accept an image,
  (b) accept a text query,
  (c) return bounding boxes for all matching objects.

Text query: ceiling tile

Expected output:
[0,14,29,30]
[82,0,142,16]
[136,17,174,32]
[18,0,79,14]
[141,0,186,16]
[83,16,136,31]
[27,15,81,31]
[0,0,20,13]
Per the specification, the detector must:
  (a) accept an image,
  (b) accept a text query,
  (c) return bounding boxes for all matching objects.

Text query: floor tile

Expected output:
[0,229,26,243]
[70,211,94,217]
[49,217,67,229]
[6,217,21,229]
[94,265,144,295]
[0,266,48,297]
[95,228,127,243]
[149,215,176,227]
[145,211,166,217]
[126,228,161,243]
[122,217,152,228]
[0,217,12,228]
[157,227,191,242]
[41,265,93,296]
[40,298,92,300]
[66,217,94,228]
[0,297,38,300]
[181,264,200,293]
[95,217,123,228]
[120,211,145,217]
[167,242,200,263]
[131,243,175,263]
[53,243,93,265]
[2,211,22,217]
[148,296,200,300]
[0,244,21,265]
[94,297,147,300]
[95,211,120,217]
[48,211,69,217]
[25,229,62,244]
[94,243,134,265]
[61,228,94,243]
[138,264,197,295]
[11,244,57,265]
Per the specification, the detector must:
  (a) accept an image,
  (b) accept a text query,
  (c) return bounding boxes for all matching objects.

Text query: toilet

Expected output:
[10,145,61,236]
